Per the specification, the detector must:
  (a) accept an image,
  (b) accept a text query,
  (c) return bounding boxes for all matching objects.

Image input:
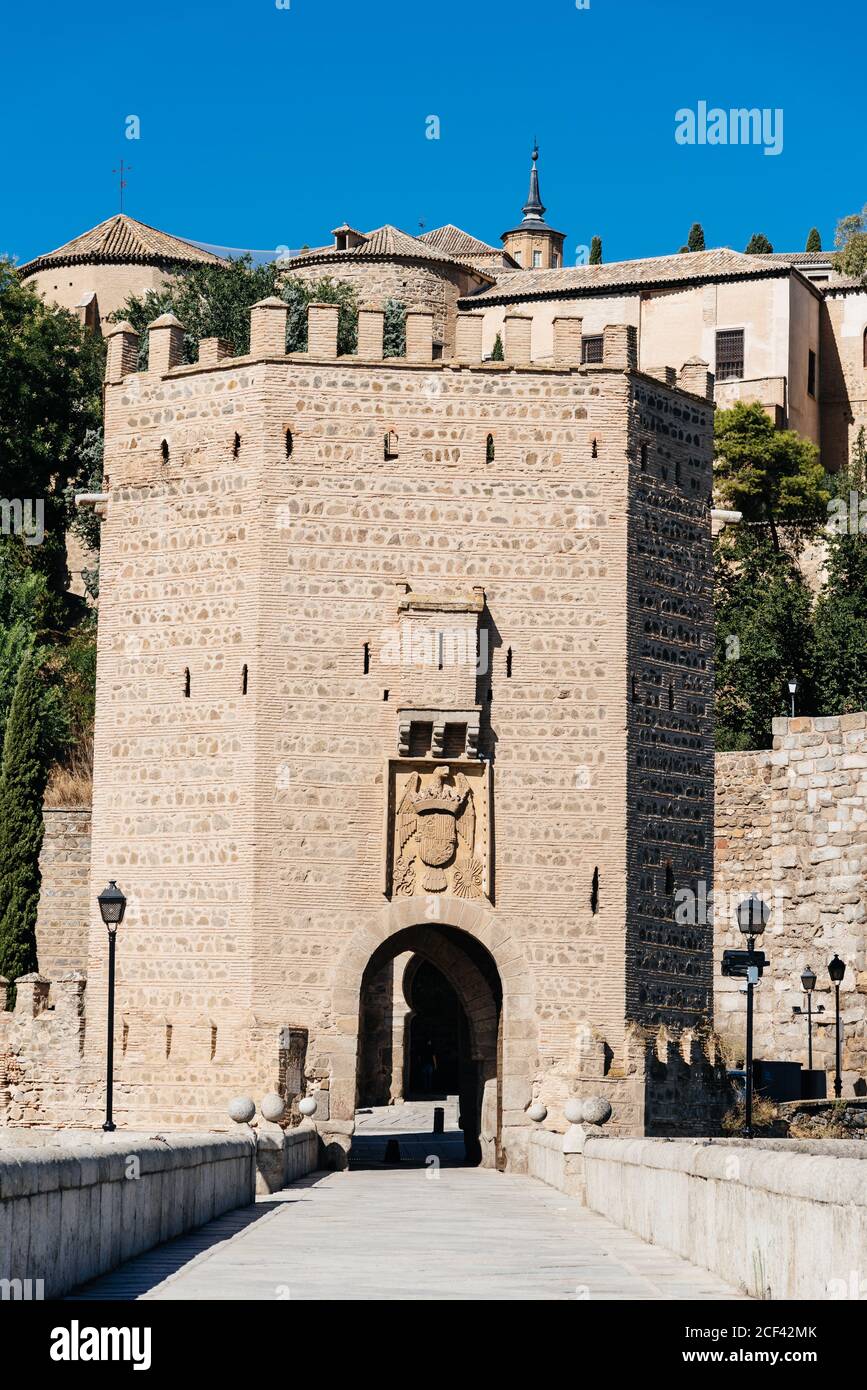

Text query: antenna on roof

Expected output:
[112,159,131,213]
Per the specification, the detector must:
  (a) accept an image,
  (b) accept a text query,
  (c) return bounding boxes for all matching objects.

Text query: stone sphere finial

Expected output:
[228,1096,255,1124]
[563,1099,584,1125]
[261,1092,286,1123]
[581,1097,612,1126]
[298,1095,318,1118]
[527,1102,547,1123]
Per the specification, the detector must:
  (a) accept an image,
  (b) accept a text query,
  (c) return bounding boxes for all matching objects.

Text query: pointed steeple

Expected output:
[500,142,566,270]
[522,142,546,223]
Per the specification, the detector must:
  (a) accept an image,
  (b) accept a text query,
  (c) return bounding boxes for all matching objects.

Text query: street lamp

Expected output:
[787,677,798,718]
[800,965,817,1071]
[97,881,127,1132]
[828,954,846,1099]
[736,895,770,1137]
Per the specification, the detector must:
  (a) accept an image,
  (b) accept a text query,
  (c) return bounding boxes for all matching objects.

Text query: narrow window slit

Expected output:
[590,867,600,915]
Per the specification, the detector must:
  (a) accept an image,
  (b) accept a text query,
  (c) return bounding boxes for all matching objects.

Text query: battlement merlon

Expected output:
[102,302,715,399]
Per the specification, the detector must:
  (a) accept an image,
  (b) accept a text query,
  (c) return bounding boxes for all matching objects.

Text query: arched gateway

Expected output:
[324,898,536,1170]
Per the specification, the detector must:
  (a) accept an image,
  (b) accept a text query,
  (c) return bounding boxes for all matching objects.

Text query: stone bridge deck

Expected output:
[70,1102,744,1301]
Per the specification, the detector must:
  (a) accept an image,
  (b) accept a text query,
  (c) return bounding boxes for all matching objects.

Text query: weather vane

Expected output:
[112,159,132,213]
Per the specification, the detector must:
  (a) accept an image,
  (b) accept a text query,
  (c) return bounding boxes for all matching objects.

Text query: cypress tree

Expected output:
[589,236,602,265]
[491,332,504,361]
[0,651,49,983]
[745,233,774,254]
[687,223,706,252]
[805,228,822,253]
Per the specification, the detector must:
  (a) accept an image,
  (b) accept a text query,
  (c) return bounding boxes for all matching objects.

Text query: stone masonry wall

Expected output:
[715,716,867,1094]
[820,289,867,475]
[2,303,718,1155]
[34,808,92,978]
[286,258,485,353]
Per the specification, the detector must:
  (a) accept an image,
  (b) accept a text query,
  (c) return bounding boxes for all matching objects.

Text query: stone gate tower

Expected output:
[4,297,721,1165]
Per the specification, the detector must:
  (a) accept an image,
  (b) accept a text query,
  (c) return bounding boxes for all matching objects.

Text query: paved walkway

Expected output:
[72,1102,745,1301]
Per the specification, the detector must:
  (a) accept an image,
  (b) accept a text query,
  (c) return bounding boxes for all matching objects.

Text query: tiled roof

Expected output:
[460,247,806,304]
[283,224,495,282]
[821,275,867,293]
[765,251,834,265]
[418,225,502,257]
[20,215,228,275]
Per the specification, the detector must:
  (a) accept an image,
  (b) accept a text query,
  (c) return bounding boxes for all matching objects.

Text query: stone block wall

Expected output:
[285,257,487,353]
[0,1131,255,1299]
[34,808,92,978]
[2,299,719,1155]
[820,287,867,474]
[715,715,867,1093]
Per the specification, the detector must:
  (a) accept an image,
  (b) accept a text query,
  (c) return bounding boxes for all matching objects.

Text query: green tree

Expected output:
[115,258,362,362]
[382,299,406,358]
[714,526,815,749]
[113,255,280,367]
[745,233,774,254]
[832,205,867,281]
[491,333,504,361]
[813,429,867,713]
[589,236,602,265]
[281,275,358,355]
[687,223,706,252]
[0,650,50,982]
[0,260,104,613]
[714,401,828,551]
[805,227,822,252]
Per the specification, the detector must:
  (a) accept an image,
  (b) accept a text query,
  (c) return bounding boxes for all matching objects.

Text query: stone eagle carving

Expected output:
[394,765,480,896]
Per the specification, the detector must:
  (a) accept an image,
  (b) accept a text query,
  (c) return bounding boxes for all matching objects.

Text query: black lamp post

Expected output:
[97,881,127,1132]
[800,965,817,1071]
[828,954,846,1099]
[787,677,798,718]
[736,895,770,1137]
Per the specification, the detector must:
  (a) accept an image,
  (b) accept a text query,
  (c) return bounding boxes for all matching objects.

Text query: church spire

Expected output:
[500,141,566,271]
[522,141,545,223]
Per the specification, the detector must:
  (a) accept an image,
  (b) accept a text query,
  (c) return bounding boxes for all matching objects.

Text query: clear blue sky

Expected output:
[4,0,865,266]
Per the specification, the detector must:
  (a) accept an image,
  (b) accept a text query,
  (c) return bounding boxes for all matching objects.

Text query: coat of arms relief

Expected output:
[389,763,489,901]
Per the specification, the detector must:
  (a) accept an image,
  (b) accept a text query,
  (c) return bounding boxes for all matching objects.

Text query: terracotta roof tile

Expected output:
[282,224,494,282]
[21,215,227,275]
[418,224,502,257]
[461,247,803,304]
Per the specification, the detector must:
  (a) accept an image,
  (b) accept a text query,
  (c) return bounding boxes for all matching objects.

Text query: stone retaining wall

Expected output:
[0,1131,256,1299]
[34,807,92,978]
[715,715,867,1091]
[582,1135,867,1299]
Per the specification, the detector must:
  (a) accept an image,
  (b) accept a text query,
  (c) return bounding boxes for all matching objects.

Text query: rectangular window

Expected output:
[582,335,604,364]
[408,722,433,758]
[807,348,817,398]
[716,329,745,382]
[532,250,542,268]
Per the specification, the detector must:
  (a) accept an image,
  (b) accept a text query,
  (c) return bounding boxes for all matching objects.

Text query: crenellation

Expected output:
[11,287,722,1152]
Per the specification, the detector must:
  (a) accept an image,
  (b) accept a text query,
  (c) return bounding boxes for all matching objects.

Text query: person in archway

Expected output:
[420,1037,438,1094]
